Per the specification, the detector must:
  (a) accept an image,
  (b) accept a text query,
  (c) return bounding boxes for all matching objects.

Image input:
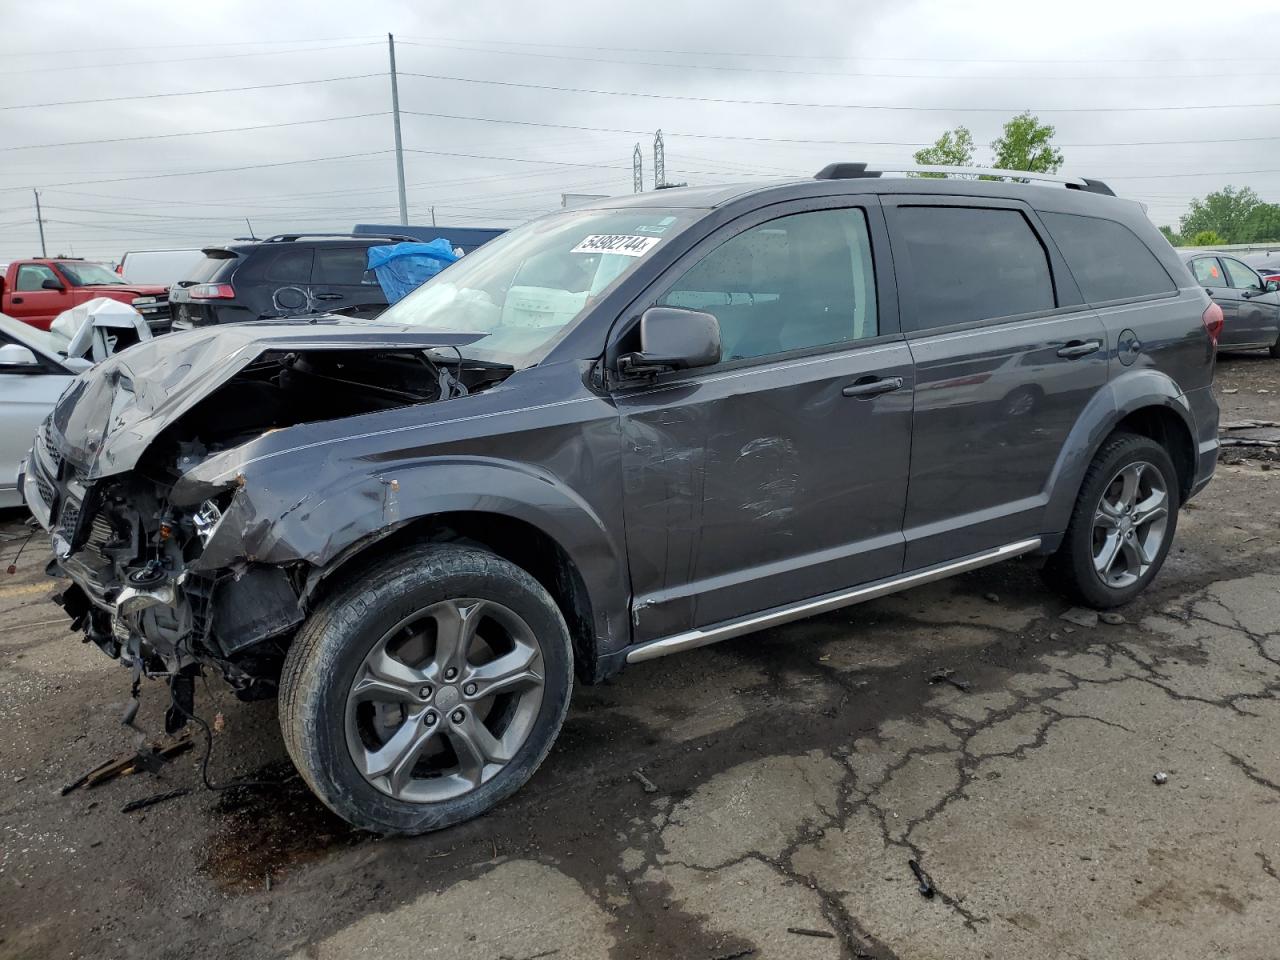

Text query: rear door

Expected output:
[6,264,74,330]
[612,198,914,641]
[883,197,1107,569]
[310,244,389,318]
[1221,256,1279,349]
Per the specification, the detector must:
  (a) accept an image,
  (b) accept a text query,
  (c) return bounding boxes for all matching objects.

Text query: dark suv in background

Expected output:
[28,165,1219,836]
[169,233,411,329]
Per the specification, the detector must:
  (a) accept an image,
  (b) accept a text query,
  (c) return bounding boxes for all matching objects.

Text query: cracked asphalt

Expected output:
[2,354,1280,960]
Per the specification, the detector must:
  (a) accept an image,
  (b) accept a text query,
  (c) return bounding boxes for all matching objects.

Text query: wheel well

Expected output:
[1113,406,1196,503]
[308,512,599,683]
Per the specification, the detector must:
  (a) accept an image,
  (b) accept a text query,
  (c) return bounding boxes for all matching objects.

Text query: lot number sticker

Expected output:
[571,235,662,257]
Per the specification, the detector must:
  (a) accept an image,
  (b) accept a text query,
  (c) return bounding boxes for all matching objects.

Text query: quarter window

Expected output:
[895,206,1055,330]
[15,264,59,291]
[1190,257,1223,286]
[262,248,313,284]
[659,207,878,362]
[1222,257,1264,291]
[1040,211,1176,303]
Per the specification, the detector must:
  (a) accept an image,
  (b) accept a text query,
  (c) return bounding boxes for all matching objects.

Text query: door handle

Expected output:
[315,293,344,301]
[10,296,22,304]
[842,376,904,398]
[1057,339,1101,359]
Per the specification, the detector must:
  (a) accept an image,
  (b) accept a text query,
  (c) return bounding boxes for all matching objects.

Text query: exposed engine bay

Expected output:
[35,343,513,708]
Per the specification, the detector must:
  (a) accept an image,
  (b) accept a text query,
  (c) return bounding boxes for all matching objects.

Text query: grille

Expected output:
[34,470,55,509]
[58,498,81,537]
[38,423,63,473]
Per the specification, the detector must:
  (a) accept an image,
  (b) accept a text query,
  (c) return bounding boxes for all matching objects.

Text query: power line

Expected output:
[398,34,1280,65]
[396,39,1280,82]
[0,151,394,192]
[0,41,382,75]
[397,71,1280,113]
[0,73,383,111]
[0,35,378,57]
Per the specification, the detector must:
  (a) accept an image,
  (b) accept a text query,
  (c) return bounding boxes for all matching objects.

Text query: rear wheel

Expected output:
[279,543,573,835]
[1043,432,1179,609]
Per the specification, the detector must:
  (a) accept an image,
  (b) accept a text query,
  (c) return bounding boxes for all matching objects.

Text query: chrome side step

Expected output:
[624,538,1042,664]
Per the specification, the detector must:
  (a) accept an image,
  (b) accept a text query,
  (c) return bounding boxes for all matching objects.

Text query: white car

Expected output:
[0,312,89,508]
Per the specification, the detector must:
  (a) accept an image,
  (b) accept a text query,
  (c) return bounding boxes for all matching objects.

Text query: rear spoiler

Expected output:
[199,247,241,260]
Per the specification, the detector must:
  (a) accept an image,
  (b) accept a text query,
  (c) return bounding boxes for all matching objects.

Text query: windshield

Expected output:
[0,311,64,360]
[377,207,695,367]
[59,261,126,286]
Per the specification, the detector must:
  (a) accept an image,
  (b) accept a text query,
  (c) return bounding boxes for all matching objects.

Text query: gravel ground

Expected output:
[1,352,1278,960]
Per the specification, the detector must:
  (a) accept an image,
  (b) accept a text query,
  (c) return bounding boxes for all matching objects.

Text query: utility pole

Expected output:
[33,189,46,257]
[632,143,643,194]
[429,206,436,227]
[388,33,408,226]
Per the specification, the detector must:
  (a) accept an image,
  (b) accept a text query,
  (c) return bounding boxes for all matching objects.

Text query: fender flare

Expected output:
[195,456,630,654]
[1042,369,1197,536]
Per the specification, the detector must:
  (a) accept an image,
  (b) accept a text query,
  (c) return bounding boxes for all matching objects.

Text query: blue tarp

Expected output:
[367,239,460,303]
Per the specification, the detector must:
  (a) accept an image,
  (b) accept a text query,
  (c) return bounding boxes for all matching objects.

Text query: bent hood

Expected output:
[48,318,484,478]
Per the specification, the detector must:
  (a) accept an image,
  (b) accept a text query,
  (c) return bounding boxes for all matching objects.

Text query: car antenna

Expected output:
[244,217,258,241]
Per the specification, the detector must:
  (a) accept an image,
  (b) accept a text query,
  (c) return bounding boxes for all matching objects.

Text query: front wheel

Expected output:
[1043,432,1179,609]
[279,543,573,835]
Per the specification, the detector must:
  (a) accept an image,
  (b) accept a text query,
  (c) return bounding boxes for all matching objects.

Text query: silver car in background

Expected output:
[0,313,87,508]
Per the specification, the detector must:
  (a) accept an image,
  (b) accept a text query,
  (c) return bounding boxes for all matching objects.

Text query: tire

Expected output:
[1042,432,1180,609]
[279,543,573,835]
[1269,339,1280,359]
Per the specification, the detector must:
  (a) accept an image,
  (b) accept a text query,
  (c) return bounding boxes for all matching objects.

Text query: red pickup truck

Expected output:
[0,258,170,331]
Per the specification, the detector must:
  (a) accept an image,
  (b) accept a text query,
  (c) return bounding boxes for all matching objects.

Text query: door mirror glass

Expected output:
[0,343,39,368]
[41,277,65,291]
[1266,279,1280,293]
[619,307,721,377]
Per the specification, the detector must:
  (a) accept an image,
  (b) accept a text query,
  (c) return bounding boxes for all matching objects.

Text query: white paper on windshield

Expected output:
[570,235,661,257]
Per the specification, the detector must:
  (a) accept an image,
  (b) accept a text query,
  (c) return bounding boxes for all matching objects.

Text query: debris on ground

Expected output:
[928,669,971,692]
[121,788,190,814]
[60,734,193,795]
[1099,612,1126,626]
[1153,771,1169,785]
[984,592,1000,603]
[908,858,935,898]
[1060,607,1099,628]
[632,769,659,794]
[786,927,836,939]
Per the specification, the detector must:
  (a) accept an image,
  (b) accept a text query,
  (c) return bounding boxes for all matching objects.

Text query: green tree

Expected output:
[1178,186,1260,244]
[1158,225,1180,246]
[913,126,975,176]
[1190,229,1224,246]
[991,112,1064,173]
[1241,203,1280,243]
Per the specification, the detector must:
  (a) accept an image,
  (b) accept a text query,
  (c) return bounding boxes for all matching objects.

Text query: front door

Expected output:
[612,200,914,642]
[311,245,389,318]
[883,198,1108,569]
[8,264,74,330]
[1221,256,1279,348]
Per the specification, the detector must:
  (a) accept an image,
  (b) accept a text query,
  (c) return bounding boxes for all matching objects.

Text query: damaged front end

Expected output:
[26,320,506,704]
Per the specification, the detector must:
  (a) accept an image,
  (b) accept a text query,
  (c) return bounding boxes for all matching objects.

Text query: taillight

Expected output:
[1201,301,1223,345]
[188,283,235,299]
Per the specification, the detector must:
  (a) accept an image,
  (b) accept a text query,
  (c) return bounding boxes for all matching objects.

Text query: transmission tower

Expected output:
[633,143,643,193]
[654,129,665,190]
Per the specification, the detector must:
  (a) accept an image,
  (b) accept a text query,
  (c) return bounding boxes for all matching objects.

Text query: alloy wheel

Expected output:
[1091,460,1169,590]
[344,598,545,803]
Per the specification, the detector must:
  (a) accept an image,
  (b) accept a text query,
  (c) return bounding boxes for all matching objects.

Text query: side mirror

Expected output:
[41,277,65,291]
[618,306,721,378]
[1266,280,1280,294]
[0,343,39,368]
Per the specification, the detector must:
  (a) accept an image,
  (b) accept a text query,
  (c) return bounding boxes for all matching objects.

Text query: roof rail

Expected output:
[260,232,417,243]
[813,163,1115,196]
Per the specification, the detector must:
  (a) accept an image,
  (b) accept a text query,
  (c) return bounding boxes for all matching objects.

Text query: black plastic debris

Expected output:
[908,858,935,898]
[121,788,190,814]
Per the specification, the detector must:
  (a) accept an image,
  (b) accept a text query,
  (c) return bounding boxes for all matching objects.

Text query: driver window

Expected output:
[659,207,878,362]
[15,265,59,291]
[1222,258,1263,291]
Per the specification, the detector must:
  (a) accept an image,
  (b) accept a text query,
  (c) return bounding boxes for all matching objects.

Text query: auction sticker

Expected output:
[571,234,661,257]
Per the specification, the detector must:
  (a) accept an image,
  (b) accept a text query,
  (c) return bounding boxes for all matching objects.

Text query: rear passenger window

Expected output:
[1041,211,1176,303]
[894,206,1055,330]
[1191,257,1223,286]
[659,207,877,362]
[315,247,378,285]
[262,248,313,284]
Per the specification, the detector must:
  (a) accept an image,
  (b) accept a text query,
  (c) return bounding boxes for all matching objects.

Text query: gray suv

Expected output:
[24,165,1219,834]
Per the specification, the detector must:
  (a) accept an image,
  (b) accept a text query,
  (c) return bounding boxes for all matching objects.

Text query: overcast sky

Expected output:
[1,0,1276,260]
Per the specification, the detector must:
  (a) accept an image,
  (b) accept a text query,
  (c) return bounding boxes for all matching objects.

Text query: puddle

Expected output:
[200,760,366,893]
